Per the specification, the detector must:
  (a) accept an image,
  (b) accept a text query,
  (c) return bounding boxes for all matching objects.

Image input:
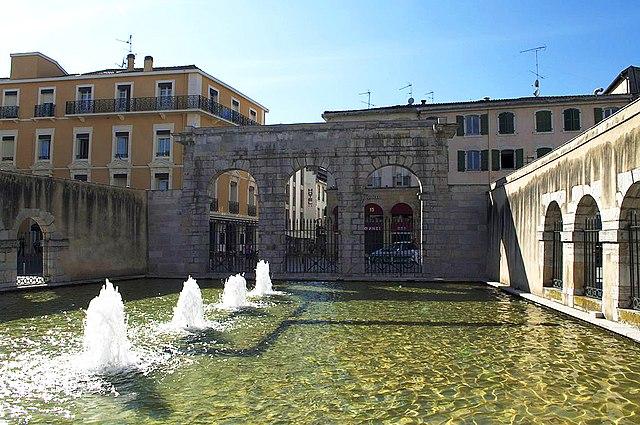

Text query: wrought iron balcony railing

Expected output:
[0,106,19,119]
[65,95,258,126]
[229,201,240,214]
[210,198,219,212]
[248,204,257,217]
[34,103,55,118]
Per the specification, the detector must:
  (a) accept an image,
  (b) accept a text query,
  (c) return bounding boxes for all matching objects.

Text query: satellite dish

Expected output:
[534,79,540,88]
[408,97,414,105]
[533,88,540,97]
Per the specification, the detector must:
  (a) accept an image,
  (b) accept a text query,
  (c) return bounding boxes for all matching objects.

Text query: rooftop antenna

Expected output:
[399,83,414,104]
[359,90,376,108]
[520,45,546,96]
[424,91,434,103]
[116,34,134,68]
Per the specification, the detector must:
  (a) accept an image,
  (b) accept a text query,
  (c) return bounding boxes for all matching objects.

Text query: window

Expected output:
[77,86,92,113]
[3,90,18,106]
[37,134,51,161]
[37,88,55,117]
[75,133,90,160]
[1,135,15,162]
[603,107,620,118]
[73,174,88,182]
[300,171,304,186]
[500,149,515,169]
[466,150,481,171]
[231,99,240,112]
[116,84,132,112]
[394,168,411,187]
[155,130,171,158]
[537,147,553,158]
[157,82,173,110]
[368,170,382,187]
[563,108,581,131]
[464,115,481,136]
[535,110,552,132]
[115,132,129,159]
[229,181,238,202]
[209,87,219,103]
[155,173,169,191]
[113,173,128,187]
[498,112,515,134]
[248,186,255,206]
[249,109,257,122]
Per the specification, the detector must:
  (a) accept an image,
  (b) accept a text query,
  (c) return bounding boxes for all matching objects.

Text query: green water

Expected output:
[1,279,640,424]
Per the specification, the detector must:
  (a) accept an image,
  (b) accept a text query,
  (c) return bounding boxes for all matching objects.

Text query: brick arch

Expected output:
[10,209,56,240]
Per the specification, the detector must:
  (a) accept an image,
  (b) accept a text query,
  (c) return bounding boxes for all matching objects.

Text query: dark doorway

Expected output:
[17,219,43,276]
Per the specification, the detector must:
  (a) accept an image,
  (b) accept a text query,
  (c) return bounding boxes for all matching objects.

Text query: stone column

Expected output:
[0,239,18,288]
[253,169,287,274]
[601,228,627,321]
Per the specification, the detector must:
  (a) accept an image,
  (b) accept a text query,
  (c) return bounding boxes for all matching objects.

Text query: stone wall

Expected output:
[148,189,185,277]
[488,98,640,321]
[0,172,147,288]
[150,119,490,280]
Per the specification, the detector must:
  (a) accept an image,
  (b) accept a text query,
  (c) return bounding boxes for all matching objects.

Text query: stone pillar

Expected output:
[337,167,364,276]
[601,228,627,321]
[254,170,287,274]
[563,232,578,308]
[0,239,18,288]
[44,237,69,283]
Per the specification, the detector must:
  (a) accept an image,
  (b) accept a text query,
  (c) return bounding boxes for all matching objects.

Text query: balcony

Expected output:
[34,103,55,118]
[248,204,257,217]
[229,201,240,214]
[0,106,18,119]
[210,198,219,212]
[65,95,258,126]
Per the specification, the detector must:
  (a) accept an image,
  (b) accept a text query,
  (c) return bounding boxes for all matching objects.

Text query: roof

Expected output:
[323,93,633,118]
[605,65,640,95]
[81,65,199,75]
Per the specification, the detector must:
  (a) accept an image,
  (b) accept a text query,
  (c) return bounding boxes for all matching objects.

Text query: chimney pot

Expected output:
[421,99,426,105]
[144,55,153,72]
[126,53,135,71]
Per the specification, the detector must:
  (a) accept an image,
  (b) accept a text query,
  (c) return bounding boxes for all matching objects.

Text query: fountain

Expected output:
[250,260,274,296]
[220,273,249,309]
[171,276,206,329]
[82,279,136,370]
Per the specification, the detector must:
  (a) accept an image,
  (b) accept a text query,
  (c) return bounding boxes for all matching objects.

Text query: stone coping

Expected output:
[487,281,640,343]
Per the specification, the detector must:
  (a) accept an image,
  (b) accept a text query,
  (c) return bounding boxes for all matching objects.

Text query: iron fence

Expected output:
[17,225,43,276]
[34,104,55,118]
[365,217,421,275]
[583,215,603,299]
[629,210,640,309]
[0,105,18,119]
[552,220,563,289]
[285,218,339,273]
[209,218,258,273]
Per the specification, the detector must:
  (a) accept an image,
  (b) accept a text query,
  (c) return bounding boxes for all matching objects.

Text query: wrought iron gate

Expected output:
[629,210,640,309]
[17,223,43,276]
[365,217,421,274]
[285,218,339,273]
[583,215,603,299]
[209,218,258,273]
[552,220,563,289]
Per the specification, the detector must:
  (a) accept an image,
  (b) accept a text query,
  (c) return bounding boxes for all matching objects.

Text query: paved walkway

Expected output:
[486,281,640,343]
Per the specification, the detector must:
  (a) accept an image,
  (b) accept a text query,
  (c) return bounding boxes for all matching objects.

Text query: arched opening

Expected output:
[542,202,563,289]
[207,170,259,273]
[16,218,43,278]
[364,165,422,274]
[284,165,338,273]
[573,195,602,299]
[619,182,640,309]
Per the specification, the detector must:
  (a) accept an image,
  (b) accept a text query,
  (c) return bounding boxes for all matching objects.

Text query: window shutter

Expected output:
[515,148,524,168]
[594,107,603,124]
[481,150,489,171]
[481,114,489,135]
[456,115,464,136]
[491,149,500,171]
[457,151,466,171]
[563,110,571,131]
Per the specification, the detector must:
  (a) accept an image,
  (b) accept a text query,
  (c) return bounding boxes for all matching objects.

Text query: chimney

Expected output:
[144,55,153,72]
[126,53,135,71]
[421,99,426,105]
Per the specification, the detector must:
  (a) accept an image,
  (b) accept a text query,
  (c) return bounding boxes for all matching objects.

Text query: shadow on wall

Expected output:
[489,182,531,292]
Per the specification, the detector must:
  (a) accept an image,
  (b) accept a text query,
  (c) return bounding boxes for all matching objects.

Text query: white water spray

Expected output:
[171,276,206,329]
[220,274,249,309]
[82,279,136,370]
[250,260,274,296]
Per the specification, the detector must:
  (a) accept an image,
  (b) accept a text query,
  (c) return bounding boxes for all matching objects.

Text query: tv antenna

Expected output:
[399,83,414,104]
[520,45,546,96]
[424,91,434,103]
[359,90,376,108]
[116,34,134,68]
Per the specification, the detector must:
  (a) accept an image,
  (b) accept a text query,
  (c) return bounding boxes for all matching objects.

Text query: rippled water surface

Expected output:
[1,279,640,424]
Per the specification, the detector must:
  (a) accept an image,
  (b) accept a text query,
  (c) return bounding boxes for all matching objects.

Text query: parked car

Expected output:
[368,242,420,264]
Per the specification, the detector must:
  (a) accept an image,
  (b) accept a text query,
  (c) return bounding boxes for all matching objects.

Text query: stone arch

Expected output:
[617,181,640,309]
[542,201,563,288]
[9,209,58,283]
[10,209,56,240]
[572,195,602,298]
[365,162,423,192]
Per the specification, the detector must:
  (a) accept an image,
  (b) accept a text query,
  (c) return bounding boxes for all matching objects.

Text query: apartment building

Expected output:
[285,168,329,224]
[0,52,268,192]
[322,66,638,186]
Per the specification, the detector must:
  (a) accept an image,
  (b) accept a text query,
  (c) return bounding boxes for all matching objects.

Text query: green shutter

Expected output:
[563,110,571,131]
[456,115,464,136]
[481,114,489,135]
[491,149,500,171]
[457,151,466,171]
[594,107,603,124]
[536,147,552,158]
[515,148,524,168]
[481,150,489,171]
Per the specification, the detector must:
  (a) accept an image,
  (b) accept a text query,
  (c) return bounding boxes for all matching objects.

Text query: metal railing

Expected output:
[229,201,240,214]
[629,211,640,309]
[248,204,257,217]
[34,104,55,118]
[583,215,603,299]
[285,218,339,273]
[552,220,563,289]
[0,105,18,119]
[210,198,219,212]
[365,217,421,275]
[209,218,258,273]
[65,95,258,126]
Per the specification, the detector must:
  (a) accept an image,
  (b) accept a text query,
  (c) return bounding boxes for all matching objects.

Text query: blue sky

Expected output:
[2,0,638,123]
